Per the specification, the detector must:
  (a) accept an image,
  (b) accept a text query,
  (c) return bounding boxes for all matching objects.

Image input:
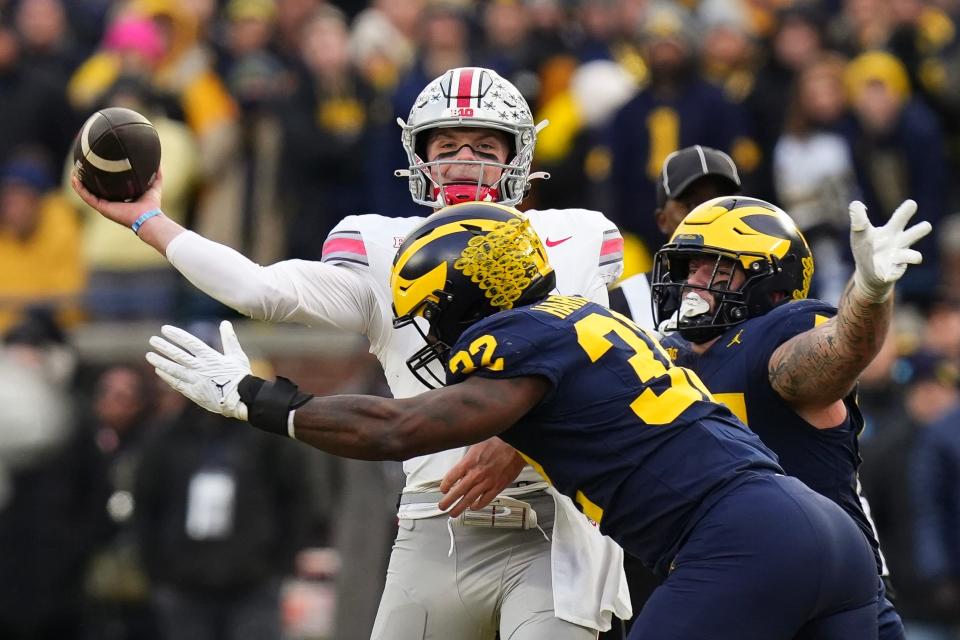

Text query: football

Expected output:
[73,107,161,202]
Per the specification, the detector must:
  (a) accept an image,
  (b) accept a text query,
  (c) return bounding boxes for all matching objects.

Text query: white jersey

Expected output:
[321,209,624,500]
[166,208,624,500]
[164,208,631,628]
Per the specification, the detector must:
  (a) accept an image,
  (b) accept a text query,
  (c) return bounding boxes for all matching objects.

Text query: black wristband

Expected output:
[238,375,314,437]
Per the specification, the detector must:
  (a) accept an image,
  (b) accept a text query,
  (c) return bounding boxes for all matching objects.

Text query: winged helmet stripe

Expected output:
[457,68,474,108]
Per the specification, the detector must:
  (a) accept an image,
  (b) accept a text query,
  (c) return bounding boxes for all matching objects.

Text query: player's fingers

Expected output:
[154,369,187,394]
[439,468,485,512]
[160,324,216,358]
[146,351,191,383]
[142,167,164,202]
[438,476,473,511]
[887,199,918,232]
[446,484,489,518]
[148,335,197,368]
[219,321,245,360]
[899,220,932,248]
[895,248,924,266]
[71,174,105,209]
[848,201,870,232]
[440,457,472,493]
[439,475,459,496]
[437,489,457,512]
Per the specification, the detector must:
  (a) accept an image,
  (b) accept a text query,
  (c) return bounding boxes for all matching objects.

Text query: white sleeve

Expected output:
[165,231,382,340]
[583,277,610,306]
[598,226,624,286]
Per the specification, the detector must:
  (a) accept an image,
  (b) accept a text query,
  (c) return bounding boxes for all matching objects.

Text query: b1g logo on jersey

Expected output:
[450,107,475,117]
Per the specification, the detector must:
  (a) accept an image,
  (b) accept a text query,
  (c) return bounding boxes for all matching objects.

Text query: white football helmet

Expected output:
[396,67,549,208]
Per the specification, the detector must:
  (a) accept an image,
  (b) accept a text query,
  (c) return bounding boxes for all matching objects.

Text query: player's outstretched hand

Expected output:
[71,166,164,228]
[439,437,525,517]
[146,320,252,421]
[849,199,932,303]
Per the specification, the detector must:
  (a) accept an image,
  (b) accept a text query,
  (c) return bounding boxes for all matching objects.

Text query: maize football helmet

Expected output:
[396,67,548,208]
[391,202,556,388]
[651,196,814,344]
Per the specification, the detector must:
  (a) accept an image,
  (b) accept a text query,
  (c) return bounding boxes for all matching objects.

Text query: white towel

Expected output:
[548,487,633,630]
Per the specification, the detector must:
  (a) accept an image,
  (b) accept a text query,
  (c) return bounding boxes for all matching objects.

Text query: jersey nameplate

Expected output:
[532,295,589,319]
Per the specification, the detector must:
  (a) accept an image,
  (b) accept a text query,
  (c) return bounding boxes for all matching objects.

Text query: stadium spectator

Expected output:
[534,59,637,212]
[349,0,422,93]
[910,351,960,638]
[66,14,167,110]
[862,348,960,639]
[842,50,946,302]
[477,0,538,89]
[746,4,827,201]
[774,52,857,304]
[919,292,960,362]
[698,11,757,106]
[278,5,377,258]
[216,0,293,265]
[133,323,315,640]
[83,366,159,640]
[857,319,908,439]
[0,20,78,170]
[327,367,405,640]
[0,150,85,333]
[0,312,110,640]
[272,0,325,65]
[607,3,757,267]
[12,0,83,82]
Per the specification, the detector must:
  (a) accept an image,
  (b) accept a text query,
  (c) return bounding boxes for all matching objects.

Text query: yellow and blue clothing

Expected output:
[606,80,756,253]
[663,298,905,639]
[0,194,86,332]
[447,296,878,639]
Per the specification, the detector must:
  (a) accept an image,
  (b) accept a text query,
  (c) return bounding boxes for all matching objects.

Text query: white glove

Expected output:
[658,291,711,336]
[145,320,251,421]
[849,199,932,303]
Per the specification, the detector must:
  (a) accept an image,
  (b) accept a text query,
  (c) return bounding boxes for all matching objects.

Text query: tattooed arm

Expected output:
[290,375,549,461]
[768,199,929,427]
[768,280,891,421]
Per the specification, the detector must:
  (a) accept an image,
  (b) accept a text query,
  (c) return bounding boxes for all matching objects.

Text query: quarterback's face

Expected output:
[686,255,745,311]
[425,128,511,187]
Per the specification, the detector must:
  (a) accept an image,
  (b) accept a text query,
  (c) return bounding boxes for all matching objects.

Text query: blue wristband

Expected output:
[131,208,162,234]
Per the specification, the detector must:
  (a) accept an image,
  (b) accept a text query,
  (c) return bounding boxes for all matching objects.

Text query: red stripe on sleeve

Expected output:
[600,237,624,256]
[322,237,366,258]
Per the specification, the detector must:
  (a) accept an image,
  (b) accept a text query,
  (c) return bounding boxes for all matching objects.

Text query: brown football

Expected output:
[73,107,161,202]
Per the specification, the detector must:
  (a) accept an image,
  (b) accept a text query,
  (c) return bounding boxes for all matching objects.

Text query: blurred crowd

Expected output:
[3,0,960,638]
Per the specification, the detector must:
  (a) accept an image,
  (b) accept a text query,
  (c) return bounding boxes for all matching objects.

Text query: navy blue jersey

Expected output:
[662,299,884,572]
[446,295,782,574]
